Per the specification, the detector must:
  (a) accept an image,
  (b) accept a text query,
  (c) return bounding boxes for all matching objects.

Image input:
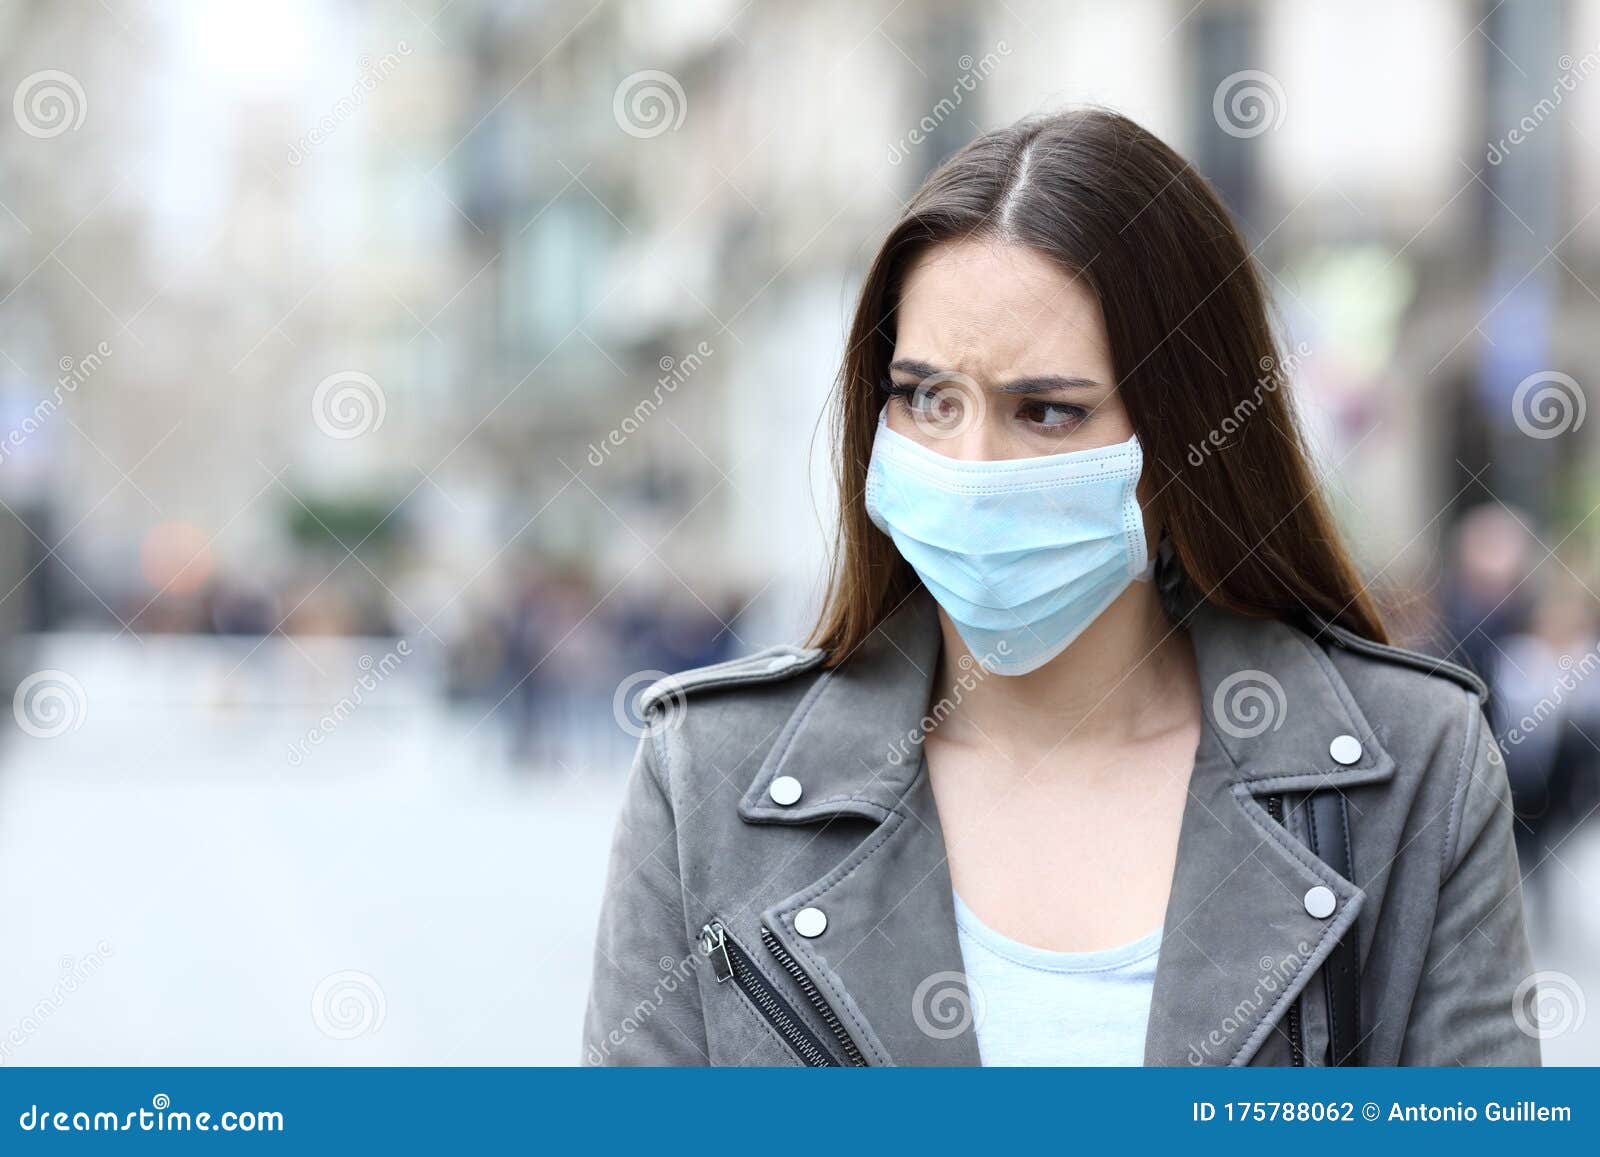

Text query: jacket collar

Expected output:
[1188,601,1394,791]
[743,589,1390,1066]
[738,590,940,826]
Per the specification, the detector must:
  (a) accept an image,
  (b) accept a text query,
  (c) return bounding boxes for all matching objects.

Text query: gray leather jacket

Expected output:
[583,590,1539,1066]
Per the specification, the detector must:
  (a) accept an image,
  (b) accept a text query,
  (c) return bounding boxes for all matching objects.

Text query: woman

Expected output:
[583,109,1537,1067]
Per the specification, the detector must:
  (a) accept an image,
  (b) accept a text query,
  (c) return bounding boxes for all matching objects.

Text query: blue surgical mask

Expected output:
[864,412,1151,676]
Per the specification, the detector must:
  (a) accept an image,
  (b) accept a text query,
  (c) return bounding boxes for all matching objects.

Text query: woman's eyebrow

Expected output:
[887,358,944,378]
[887,359,1105,394]
[993,375,1105,394]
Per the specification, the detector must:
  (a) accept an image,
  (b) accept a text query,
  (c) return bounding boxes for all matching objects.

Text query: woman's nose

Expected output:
[939,431,993,461]
[928,408,1006,461]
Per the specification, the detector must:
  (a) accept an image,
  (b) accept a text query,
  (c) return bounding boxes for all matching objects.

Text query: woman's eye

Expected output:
[885,380,964,422]
[1019,401,1086,431]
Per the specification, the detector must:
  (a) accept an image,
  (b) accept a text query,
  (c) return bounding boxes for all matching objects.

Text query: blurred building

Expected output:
[3,0,1600,674]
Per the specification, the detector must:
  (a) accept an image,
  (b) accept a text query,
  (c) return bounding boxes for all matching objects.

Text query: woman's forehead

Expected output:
[895,241,1111,375]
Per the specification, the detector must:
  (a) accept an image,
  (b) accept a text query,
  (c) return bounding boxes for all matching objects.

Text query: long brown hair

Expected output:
[810,108,1387,659]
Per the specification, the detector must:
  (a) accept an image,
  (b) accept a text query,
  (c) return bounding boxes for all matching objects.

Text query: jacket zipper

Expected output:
[1265,794,1306,1067]
[698,920,867,1067]
[758,926,867,1066]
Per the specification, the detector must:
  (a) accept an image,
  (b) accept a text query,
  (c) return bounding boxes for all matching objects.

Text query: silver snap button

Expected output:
[764,654,799,674]
[768,775,803,806]
[1329,734,1362,765]
[794,907,828,938]
[1304,885,1337,919]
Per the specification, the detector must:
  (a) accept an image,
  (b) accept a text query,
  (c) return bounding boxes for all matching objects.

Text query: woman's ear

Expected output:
[1153,535,1177,588]
[1154,534,1199,621]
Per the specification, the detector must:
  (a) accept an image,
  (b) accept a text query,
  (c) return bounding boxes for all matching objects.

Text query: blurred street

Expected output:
[0,632,626,1065]
[1528,843,1600,1066]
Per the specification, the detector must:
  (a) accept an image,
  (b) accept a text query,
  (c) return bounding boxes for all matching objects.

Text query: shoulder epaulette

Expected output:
[639,645,828,716]
[1314,618,1487,699]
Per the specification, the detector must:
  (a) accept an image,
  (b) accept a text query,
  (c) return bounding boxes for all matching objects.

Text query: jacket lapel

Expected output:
[1143,603,1393,1065]
[761,768,982,1065]
[740,591,982,1065]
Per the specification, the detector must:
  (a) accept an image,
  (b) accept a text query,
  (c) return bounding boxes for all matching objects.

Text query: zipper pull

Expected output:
[698,921,734,983]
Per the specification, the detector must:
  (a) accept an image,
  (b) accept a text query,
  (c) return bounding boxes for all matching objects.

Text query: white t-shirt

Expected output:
[953,891,1161,1066]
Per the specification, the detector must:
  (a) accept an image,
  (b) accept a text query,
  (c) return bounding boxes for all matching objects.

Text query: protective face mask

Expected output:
[864,412,1151,676]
